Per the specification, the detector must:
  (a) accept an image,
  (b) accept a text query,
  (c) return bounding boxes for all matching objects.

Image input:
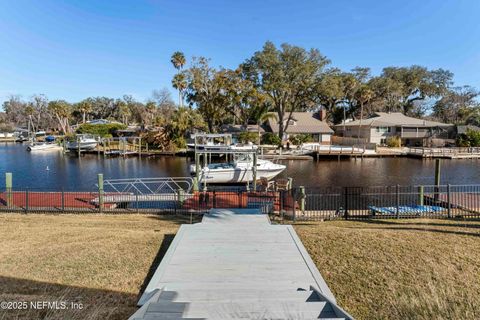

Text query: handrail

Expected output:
[100,177,194,194]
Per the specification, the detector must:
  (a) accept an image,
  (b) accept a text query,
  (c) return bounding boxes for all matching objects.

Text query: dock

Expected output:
[406,147,480,159]
[130,208,352,320]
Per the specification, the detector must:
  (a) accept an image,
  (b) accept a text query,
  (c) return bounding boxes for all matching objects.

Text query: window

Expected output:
[376,127,391,133]
[288,120,296,126]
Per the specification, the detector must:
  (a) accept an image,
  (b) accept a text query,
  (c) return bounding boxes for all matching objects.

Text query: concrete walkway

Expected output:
[130,208,353,320]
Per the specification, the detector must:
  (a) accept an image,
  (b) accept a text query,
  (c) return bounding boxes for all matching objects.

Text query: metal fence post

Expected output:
[344,187,349,220]
[61,188,65,213]
[292,188,297,222]
[447,184,451,218]
[136,193,139,213]
[280,190,285,220]
[25,188,29,214]
[396,184,400,219]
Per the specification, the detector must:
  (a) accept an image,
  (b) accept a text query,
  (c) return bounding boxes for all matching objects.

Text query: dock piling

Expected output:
[5,172,12,208]
[98,173,104,212]
[299,186,306,216]
[418,185,424,206]
[434,159,441,202]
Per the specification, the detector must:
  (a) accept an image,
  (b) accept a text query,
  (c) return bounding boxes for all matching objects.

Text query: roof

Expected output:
[220,124,265,134]
[86,119,123,125]
[457,125,480,134]
[335,112,451,128]
[267,112,334,134]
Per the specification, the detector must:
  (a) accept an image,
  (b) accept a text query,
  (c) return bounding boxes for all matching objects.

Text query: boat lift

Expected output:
[191,133,233,153]
[194,149,259,191]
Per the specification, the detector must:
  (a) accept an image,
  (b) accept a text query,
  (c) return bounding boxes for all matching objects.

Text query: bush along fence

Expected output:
[1,173,479,220]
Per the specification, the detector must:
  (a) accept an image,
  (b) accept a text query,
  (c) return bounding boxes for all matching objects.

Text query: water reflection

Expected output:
[0,144,479,190]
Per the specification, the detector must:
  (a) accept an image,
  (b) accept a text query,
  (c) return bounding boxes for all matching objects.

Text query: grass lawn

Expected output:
[0,214,191,320]
[0,215,479,319]
[295,219,480,320]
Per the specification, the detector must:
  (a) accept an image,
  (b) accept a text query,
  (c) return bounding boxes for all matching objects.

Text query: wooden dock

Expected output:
[130,208,352,320]
[407,147,480,159]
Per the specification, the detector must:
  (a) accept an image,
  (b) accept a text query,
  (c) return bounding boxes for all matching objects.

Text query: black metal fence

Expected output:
[1,185,479,221]
[295,185,480,220]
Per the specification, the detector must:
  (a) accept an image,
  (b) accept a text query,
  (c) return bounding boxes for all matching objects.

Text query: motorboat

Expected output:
[26,142,62,152]
[66,134,98,151]
[192,154,286,183]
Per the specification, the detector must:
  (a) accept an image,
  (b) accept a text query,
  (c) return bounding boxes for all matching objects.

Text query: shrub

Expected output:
[76,123,127,137]
[386,136,401,148]
[261,132,281,145]
[237,132,259,144]
[457,129,480,147]
[290,134,314,145]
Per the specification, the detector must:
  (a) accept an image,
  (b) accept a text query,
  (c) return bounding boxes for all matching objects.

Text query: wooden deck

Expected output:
[130,208,352,320]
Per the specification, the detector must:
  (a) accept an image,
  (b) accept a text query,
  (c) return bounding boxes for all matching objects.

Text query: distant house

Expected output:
[220,124,265,143]
[221,124,265,135]
[266,111,334,144]
[335,112,453,146]
[86,119,122,125]
[456,125,480,135]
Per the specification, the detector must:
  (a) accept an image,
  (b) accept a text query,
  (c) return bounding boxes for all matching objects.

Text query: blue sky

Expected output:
[1,0,479,105]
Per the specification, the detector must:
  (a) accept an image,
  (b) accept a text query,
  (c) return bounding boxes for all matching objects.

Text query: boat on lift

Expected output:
[192,153,286,183]
[66,134,98,151]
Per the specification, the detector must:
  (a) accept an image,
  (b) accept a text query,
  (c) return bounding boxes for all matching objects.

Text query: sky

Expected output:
[1,0,480,106]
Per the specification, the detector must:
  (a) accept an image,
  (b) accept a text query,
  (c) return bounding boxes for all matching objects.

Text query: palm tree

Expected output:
[171,51,186,70]
[355,85,374,140]
[256,111,278,143]
[171,51,187,107]
[172,73,187,109]
[78,100,92,124]
[118,102,131,125]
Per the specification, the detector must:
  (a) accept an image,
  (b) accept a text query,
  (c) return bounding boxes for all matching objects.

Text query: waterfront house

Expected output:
[220,124,265,143]
[456,125,480,135]
[266,111,334,144]
[335,112,453,146]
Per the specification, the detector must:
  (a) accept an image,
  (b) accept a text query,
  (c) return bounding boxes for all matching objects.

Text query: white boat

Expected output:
[26,142,62,152]
[66,134,98,151]
[193,154,286,183]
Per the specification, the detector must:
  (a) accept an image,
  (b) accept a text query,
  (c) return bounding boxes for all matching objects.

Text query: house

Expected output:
[266,111,334,144]
[456,125,480,135]
[220,124,265,135]
[335,112,453,146]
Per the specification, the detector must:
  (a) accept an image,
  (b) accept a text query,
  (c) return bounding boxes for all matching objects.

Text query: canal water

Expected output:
[0,143,479,190]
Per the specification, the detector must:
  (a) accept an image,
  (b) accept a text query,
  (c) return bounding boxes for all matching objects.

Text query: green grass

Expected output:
[1,215,479,319]
[294,219,480,319]
[0,214,188,320]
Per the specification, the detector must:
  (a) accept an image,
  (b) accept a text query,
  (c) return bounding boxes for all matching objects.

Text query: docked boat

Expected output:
[66,134,98,151]
[192,154,286,183]
[26,142,62,152]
